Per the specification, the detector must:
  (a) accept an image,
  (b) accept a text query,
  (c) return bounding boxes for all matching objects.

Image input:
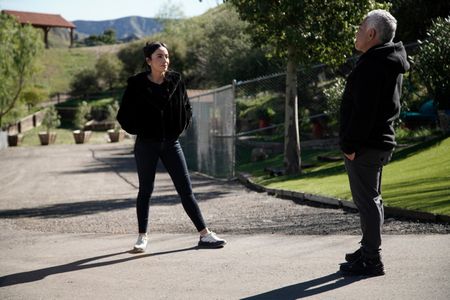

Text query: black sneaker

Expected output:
[340,256,385,277]
[345,248,362,263]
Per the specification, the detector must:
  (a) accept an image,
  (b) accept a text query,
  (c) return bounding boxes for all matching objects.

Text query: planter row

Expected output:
[7,130,126,146]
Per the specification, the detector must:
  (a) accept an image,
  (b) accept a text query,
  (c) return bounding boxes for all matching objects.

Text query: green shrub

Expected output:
[70,69,101,98]
[42,106,61,133]
[73,101,91,129]
[20,86,49,111]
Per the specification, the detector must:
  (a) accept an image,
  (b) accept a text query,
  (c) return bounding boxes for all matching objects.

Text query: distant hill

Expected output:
[73,16,164,41]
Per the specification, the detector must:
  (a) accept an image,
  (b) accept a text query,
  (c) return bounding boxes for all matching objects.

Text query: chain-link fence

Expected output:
[182,44,420,179]
[181,63,346,179]
[180,85,236,179]
[234,63,351,169]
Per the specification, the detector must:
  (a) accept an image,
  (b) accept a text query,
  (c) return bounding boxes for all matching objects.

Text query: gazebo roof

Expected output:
[2,10,75,28]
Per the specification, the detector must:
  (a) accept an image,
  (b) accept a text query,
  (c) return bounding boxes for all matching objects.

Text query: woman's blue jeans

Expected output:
[134,137,206,233]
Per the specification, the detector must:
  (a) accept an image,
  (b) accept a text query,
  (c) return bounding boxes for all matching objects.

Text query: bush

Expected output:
[73,101,91,129]
[20,86,49,111]
[42,106,61,133]
[96,54,122,90]
[322,77,345,119]
[415,16,450,110]
[70,69,100,98]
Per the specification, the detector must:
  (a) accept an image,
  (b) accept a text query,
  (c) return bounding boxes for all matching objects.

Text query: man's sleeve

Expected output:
[341,62,384,153]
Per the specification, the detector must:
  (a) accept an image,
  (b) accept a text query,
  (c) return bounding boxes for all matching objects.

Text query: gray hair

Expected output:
[365,9,397,43]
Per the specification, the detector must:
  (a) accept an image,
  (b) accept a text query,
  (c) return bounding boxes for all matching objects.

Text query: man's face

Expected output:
[354,19,372,53]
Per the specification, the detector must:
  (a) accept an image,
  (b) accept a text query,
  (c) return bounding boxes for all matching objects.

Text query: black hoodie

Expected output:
[116,71,192,141]
[339,42,410,154]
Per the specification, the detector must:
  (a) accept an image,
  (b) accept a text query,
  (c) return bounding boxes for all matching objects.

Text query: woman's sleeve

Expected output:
[182,81,193,130]
[117,78,138,134]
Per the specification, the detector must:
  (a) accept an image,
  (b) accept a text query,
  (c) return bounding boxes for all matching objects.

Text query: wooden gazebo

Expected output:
[2,10,76,48]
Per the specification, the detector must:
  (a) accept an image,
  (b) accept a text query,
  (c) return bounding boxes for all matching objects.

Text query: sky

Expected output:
[0,0,221,21]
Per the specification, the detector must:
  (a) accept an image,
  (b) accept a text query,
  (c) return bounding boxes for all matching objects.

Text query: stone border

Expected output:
[237,172,450,224]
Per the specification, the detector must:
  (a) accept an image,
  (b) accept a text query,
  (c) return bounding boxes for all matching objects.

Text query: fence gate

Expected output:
[180,85,236,179]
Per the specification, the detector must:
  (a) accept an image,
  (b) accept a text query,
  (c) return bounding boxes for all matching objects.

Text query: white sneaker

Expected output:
[133,233,148,252]
[198,231,227,248]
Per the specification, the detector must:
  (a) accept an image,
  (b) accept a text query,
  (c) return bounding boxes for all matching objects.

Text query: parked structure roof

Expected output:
[2,10,75,28]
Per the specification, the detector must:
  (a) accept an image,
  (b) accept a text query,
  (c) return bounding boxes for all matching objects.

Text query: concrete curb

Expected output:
[237,172,450,224]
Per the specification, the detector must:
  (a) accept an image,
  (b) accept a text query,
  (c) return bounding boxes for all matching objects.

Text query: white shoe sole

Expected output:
[133,246,146,253]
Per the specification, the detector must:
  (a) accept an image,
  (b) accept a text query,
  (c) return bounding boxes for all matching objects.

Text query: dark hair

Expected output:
[143,41,168,58]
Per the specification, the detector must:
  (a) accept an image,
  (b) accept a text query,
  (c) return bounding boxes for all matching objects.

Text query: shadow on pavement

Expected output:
[241,271,364,300]
[0,191,231,219]
[0,246,198,287]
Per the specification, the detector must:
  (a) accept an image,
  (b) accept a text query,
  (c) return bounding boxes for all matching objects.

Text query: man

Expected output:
[339,10,410,276]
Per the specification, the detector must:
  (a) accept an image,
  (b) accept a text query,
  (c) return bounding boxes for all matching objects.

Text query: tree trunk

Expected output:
[437,110,450,133]
[283,45,301,174]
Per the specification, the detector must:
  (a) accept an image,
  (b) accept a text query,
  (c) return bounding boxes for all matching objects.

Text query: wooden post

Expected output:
[70,28,74,48]
[42,27,50,49]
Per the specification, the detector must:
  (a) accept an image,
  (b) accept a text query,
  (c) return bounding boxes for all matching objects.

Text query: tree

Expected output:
[20,86,49,111]
[194,3,280,86]
[96,54,122,90]
[83,29,116,46]
[117,41,144,78]
[101,29,116,44]
[388,0,450,43]
[0,13,44,128]
[70,69,100,99]
[226,0,386,174]
[415,16,450,131]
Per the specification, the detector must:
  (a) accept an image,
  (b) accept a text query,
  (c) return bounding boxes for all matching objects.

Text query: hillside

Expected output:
[73,16,164,40]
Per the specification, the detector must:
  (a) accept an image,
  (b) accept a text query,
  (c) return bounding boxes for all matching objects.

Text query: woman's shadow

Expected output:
[241,271,365,300]
[0,246,198,287]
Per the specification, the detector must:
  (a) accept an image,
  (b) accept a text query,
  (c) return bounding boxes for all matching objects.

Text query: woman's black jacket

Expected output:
[116,71,192,141]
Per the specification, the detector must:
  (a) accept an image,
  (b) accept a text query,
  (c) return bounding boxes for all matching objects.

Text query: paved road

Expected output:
[0,143,449,299]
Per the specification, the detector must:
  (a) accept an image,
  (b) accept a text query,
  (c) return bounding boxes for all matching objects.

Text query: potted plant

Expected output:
[72,101,92,144]
[5,109,23,147]
[106,101,124,142]
[7,132,23,147]
[106,101,125,143]
[106,101,125,142]
[39,106,60,145]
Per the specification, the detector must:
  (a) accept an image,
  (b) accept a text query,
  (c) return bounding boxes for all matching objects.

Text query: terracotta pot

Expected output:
[73,130,92,144]
[107,129,125,143]
[38,132,57,145]
[7,134,23,147]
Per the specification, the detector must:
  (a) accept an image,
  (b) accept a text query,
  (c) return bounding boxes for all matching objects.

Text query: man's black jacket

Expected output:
[339,42,410,154]
[117,71,192,141]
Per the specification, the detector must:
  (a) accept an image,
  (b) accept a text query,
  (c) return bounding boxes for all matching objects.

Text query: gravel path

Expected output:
[0,143,448,235]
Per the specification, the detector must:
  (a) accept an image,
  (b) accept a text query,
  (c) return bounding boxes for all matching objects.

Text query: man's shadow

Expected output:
[0,246,198,287]
[241,271,365,300]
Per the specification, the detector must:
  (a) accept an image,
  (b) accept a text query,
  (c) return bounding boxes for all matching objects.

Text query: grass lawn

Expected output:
[238,136,450,216]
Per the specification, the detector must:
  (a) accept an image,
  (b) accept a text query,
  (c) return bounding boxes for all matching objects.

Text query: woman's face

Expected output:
[146,46,169,73]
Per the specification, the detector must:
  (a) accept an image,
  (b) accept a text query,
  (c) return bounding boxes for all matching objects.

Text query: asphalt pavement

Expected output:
[0,143,449,299]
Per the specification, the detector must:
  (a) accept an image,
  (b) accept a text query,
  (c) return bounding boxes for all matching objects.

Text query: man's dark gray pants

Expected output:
[344,147,393,258]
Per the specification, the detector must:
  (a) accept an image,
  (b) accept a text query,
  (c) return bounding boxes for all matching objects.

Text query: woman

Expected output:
[117,41,226,252]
